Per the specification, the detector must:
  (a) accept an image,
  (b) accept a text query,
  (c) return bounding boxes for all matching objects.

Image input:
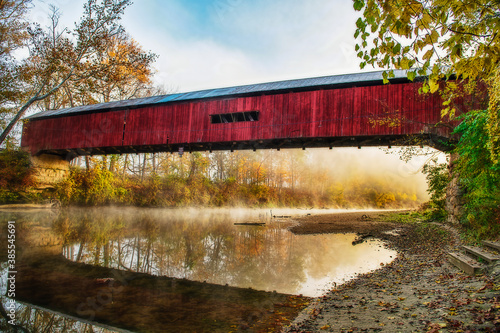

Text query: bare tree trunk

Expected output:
[188,153,196,180]
[76,242,84,262]
[131,154,136,176]
[94,245,101,265]
[101,156,107,170]
[141,153,147,181]
[85,156,90,170]
[215,152,225,180]
[152,153,156,175]
[122,154,129,179]
[104,242,110,267]
[109,155,117,173]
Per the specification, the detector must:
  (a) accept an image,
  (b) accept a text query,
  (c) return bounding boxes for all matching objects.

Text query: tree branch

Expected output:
[446,26,492,38]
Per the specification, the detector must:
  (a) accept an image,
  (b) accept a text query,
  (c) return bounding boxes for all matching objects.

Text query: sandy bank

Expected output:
[283,211,499,332]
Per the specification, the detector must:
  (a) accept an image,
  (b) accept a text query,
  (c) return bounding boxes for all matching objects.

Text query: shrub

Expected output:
[0,148,37,203]
[454,109,500,239]
[422,160,449,220]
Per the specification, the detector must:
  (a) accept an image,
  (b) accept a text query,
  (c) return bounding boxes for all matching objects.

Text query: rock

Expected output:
[445,154,464,225]
[490,261,500,281]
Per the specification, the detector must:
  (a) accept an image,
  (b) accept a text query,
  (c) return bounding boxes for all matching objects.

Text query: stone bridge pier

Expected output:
[31,154,70,187]
[446,153,464,224]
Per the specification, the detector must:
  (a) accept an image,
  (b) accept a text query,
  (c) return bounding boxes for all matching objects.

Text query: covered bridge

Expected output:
[22,70,462,159]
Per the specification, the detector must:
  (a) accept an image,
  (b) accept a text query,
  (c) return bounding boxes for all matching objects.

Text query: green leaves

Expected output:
[356,17,366,30]
[454,109,500,235]
[422,160,448,216]
[382,71,389,84]
[422,49,434,61]
[353,0,365,11]
[407,71,416,81]
[351,0,500,104]
[392,43,401,54]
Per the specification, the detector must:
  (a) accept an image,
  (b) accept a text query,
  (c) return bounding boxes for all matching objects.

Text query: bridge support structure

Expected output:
[31,154,70,187]
[445,153,464,224]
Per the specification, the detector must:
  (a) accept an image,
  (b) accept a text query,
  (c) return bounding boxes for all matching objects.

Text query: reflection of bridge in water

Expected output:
[5,212,304,332]
[15,253,300,333]
[21,70,473,160]
[2,209,312,332]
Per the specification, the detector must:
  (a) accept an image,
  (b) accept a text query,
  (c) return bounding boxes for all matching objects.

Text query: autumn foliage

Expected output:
[0,148,36,202]
[54,149,425,208]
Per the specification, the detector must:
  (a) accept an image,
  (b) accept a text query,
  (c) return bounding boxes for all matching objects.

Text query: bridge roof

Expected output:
[28,69,414,120]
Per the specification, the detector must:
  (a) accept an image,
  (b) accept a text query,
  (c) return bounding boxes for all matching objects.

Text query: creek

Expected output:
[0,207,396,332]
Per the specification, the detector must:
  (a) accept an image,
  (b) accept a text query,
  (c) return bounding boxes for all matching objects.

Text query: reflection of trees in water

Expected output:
[55,210,307,293]
[2,264,105,332]
[0,215,116,332]
[0,301,115,333]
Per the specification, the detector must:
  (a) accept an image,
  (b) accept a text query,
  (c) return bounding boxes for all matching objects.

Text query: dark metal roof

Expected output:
[27,69,415,120]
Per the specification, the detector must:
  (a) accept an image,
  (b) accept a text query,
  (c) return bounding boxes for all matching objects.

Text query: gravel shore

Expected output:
[282,211,500,332]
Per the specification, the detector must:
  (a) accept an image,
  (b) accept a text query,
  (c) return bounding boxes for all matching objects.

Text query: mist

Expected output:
[308,147,430,196]
[286,147,440,208]
[63,146,444,209]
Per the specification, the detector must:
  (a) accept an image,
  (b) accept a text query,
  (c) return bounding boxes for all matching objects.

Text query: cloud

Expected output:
[122,0,364,91]
[30,0,364,92]
[151,37,263,92]
[205,0,363,77]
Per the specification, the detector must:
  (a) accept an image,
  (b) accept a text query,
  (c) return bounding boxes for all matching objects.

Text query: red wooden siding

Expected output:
[21,81,456,156]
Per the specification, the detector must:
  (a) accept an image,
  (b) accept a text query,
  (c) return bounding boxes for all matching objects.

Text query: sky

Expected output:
[30,0,363,93]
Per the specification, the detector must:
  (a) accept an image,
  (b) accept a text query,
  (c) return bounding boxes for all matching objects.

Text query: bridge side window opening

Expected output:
[210,111,260,124]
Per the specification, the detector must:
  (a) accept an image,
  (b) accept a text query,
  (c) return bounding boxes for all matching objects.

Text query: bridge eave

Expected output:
[31,134,454,161]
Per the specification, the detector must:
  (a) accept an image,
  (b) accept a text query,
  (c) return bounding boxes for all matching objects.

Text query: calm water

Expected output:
[0,207,396,332]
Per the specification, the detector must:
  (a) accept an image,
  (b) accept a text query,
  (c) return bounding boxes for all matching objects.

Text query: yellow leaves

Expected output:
[428,79,439,94]
[369,114,402,129]
[430,29,439,44]
[320,324,330,330]
[486,66,500,164]
[417,12,432,30]
[423,49,434,61]
[441,107,456,119]
[400,57,411,70]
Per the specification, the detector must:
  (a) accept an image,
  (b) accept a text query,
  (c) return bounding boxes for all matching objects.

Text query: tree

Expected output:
[352,0,499,158]
[41,32,158,110]
[0,0,132,145]
[0,0,32,145]
[453,109,500,236]
[353,1,499,88]
[90,34,159,103]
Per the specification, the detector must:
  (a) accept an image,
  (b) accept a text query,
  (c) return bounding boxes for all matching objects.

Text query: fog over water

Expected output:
[296,147,440,204]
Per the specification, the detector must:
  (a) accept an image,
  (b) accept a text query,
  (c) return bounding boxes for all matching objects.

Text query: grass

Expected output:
[381,210,452,242]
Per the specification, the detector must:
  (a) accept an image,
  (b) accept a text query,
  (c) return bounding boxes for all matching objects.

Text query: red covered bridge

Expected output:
[22,70,462,159]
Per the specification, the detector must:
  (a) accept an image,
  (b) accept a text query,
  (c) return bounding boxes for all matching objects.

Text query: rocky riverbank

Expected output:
[283,211,500,332]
